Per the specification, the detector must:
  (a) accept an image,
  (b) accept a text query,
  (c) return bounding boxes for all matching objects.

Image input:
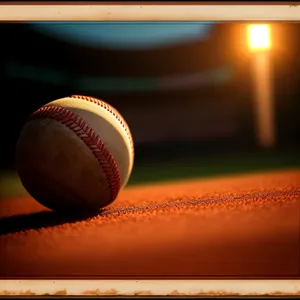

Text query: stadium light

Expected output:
[248,24,271,51]
[247,24,275,148]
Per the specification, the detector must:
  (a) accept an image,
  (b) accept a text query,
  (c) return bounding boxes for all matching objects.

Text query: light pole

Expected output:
[247,24,276,149]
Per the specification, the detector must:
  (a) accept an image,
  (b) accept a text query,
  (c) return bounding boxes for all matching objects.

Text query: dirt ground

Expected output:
[0,169,299,278]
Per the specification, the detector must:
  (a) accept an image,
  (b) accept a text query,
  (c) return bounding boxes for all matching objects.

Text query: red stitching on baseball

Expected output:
[29,106,121,203]
[70,95,134,157]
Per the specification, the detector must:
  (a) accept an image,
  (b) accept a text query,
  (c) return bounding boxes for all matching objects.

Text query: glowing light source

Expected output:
[247,23,275,148]
[248,24,271,51]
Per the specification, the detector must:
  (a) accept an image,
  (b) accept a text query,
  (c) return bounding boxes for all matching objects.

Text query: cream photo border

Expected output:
[0,2,299,297]
[0,3,300,20]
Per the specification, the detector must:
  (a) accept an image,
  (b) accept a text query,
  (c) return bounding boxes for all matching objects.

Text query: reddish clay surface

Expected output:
[0,169,299,278]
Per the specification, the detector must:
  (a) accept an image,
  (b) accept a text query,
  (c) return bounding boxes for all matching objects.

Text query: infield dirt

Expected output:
[0,169,299,278]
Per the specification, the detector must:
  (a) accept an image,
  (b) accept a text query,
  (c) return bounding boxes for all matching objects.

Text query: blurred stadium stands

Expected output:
[0,22,299,169]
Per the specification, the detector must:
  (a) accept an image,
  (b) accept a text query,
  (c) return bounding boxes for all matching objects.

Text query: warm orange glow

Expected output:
[248,25,271,51]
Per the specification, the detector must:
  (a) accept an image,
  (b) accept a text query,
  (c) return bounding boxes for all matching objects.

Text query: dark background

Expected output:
[0,22,299,185]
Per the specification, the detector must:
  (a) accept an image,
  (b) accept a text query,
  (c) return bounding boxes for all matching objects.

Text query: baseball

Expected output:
[15,95,134,212]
